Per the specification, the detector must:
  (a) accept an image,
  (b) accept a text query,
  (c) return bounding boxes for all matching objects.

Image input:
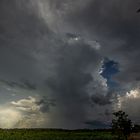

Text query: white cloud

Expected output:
[11,96,40,113]
[115,89,140,124]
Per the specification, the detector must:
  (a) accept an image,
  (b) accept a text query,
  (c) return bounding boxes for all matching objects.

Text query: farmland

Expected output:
[0,129,118,140]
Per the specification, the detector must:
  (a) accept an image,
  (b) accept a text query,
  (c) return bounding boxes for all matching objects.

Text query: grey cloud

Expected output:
[1,0,139,129]
[0,79,36,90]
[104,109,111,116]
[0,0,106,127]
[53,0,140,92]
[21,79,36,90]
[91,94,111,106]
[45,34,103,128]
[36,0,139,92]
[0,0,53,82]
[35,97,56,113]
[37,0,140,127]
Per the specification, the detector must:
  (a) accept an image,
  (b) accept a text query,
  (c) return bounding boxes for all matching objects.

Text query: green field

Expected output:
[0,129,118,140]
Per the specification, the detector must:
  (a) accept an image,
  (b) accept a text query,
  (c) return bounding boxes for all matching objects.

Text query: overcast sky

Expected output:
[0,0,140,129]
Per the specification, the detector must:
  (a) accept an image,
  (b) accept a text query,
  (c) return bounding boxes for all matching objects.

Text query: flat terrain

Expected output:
[0,129,118,140]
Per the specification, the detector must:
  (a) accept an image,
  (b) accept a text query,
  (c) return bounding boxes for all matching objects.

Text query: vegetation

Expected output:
[112,110,132,140]
[0,129,118,140]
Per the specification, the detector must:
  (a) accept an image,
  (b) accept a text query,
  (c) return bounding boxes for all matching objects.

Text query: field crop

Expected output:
[0,129,118,140]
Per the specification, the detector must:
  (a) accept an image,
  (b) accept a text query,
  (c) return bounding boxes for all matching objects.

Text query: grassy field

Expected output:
[0,129,118,140]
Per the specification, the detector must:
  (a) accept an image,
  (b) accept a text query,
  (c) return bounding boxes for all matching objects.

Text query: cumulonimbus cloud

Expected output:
[0,0,140,128]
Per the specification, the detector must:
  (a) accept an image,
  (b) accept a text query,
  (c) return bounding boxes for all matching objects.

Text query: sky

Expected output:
[0,0,140,129]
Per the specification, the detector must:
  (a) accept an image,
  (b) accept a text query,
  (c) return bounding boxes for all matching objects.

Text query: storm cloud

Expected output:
[0,0,140,128]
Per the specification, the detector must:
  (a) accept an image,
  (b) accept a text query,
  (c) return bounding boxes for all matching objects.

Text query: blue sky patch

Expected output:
[101,58,119,89]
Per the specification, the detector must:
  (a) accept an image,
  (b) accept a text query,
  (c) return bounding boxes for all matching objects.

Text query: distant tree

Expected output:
[112,110,132,140]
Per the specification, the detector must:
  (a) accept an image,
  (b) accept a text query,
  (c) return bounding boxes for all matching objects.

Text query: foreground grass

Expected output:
[0,129,118,140]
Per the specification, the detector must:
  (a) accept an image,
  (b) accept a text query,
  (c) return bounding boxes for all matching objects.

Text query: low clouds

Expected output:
[0,96,55,128]
[11,96,42,113]
[11,96,55,113]
[0,79,36,90]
